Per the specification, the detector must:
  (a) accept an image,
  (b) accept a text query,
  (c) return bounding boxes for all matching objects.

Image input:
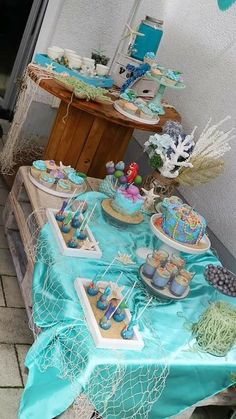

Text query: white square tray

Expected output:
[74,278,144,351]
[46,208,102,259]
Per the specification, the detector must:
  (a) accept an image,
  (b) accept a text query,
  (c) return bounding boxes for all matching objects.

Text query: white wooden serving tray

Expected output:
[74,278,144,351]
[46,208,102,259]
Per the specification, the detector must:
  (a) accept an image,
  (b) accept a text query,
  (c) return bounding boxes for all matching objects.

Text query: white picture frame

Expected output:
[46,208,102,259]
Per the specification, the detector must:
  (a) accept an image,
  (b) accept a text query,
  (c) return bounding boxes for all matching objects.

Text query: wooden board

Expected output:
[74,278,144,350]
[46,208,102,259]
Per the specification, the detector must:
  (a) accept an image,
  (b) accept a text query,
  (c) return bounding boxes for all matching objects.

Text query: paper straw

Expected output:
[82,202,97,231]
[108,280,137,320]
[66,189,78,209]
[124,281,137,305]
[108,287,130,320]
[136,297,153,321]
[115,272,123,284]
[101,257,117,279]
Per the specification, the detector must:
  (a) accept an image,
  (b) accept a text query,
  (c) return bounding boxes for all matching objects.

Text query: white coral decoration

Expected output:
[191,116,234,159]
[116,252,136,265]
[158,130,196,178]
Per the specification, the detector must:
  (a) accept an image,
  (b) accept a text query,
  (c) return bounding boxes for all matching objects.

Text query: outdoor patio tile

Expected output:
[0,187,8,205]
[0,343,22,386]
[0,248,16,276]
[0,205,4,226]
[0,307,33,344]
[0,226,8,248]
[0,280,5,306]
[0,388,23,419]
[0,175,6,187]
[15,344,31,386]
[2,276,24,308]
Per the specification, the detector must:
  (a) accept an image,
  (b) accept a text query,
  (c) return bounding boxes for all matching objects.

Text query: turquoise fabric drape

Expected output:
[19,192,236,419]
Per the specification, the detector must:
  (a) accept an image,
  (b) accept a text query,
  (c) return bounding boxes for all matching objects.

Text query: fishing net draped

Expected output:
[25,208,169,418]
[0,65,53,175]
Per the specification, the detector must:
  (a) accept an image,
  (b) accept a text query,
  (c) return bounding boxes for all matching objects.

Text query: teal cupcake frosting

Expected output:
[33,160,46,171]
[58,180,71,190]
[68,172,85,185]
[63,167,76,175]
[41,173,55,184]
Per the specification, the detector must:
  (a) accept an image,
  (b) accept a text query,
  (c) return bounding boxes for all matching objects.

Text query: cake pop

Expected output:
[99,299,118,330]
[96,286,111,310]
[55,201,67,222]
[87,279,99,296]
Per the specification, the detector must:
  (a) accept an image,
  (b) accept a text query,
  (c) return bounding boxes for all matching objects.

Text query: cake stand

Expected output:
[114,101,160,125]
[146,72,185,115]
[136,214,211,260]
[150,214,211,256]
[139,265,190,300]
[101,199,143,228]
[29,171,87,198]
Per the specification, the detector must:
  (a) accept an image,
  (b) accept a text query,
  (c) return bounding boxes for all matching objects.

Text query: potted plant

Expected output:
[91,49,110,66]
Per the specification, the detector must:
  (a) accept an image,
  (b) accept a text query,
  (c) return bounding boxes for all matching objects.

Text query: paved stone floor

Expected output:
[0,176,33,419]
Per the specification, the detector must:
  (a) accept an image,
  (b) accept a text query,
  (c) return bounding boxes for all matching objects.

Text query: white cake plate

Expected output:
[150,214,211,256]
[136,213,211,260]
[29,171,87,198]
[114,101,160,125]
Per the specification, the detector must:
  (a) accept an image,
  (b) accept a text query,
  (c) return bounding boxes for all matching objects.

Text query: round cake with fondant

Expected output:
[111,185,144,216]
[161,200,206,245]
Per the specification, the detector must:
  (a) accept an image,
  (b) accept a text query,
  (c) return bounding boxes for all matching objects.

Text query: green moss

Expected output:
[149,154,163,169]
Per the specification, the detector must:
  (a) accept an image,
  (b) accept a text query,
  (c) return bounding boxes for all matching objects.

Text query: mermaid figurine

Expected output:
[99,298,118,330]
[96,286,111,310]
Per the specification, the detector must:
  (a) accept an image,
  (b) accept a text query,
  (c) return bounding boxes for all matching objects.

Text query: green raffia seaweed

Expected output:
[191,301,236,357]
[55,75,111,103]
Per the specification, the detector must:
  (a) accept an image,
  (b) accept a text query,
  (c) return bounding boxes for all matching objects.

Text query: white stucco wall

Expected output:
[33,0,236,256]
[157,1,236,257]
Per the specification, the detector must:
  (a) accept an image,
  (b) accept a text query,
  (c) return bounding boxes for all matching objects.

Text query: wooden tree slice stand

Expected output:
[142,171,179,199]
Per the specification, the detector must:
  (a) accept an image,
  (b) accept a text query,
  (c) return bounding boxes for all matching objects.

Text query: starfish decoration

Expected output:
[46,63,55,72]
[80,238,98,251]
[121,24,145,48]
[59,161,72,170]
[116,252,136,265]
[98,281,124,301]
[141,188,160,213]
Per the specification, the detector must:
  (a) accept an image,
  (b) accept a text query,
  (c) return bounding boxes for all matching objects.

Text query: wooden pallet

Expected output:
[3,166,101,335]
[3,167,235,416]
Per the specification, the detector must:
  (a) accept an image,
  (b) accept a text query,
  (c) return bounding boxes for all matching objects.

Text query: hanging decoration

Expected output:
[217,0,236,10]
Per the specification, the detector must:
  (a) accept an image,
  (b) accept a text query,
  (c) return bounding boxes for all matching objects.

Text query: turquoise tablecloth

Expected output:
[19,192,236,419]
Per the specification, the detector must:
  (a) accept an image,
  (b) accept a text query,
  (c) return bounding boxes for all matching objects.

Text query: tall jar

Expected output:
[131,16,164,61]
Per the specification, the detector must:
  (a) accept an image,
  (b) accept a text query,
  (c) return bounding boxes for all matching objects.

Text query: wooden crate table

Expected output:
[3,166,236,418]
[29,67,181,179]
[2,166,101,333]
